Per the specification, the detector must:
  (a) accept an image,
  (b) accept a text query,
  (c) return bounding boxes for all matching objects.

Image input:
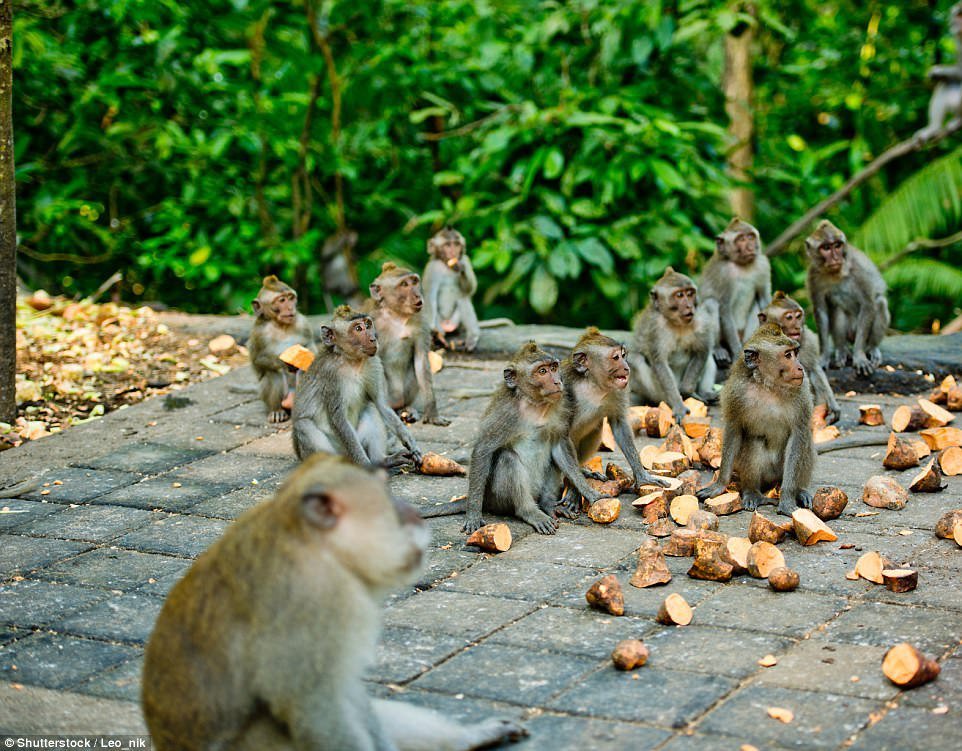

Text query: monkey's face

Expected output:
[605,346,630,389]
[776,345,805,388]
[817,239,845,273]
[777,308,804,342]
[386,274,424,316]
[347,316,378,357]
[664,286,696,326]
[732,232,758,265]
[270,292,298,326]
[439,241,464,270]
[529,359,563,401]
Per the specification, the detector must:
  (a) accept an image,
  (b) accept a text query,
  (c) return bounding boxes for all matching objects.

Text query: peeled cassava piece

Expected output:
[465,523,512,553]
[940,446,962,476]
[920,427,962,451]
[630,541,672,588]
[891,405,927,433]
[669,495,700,525]
[611,639,649,670]
[748,511,793,544]
[854,551,893,584]
[862,476,907,510]
[645,403,674,438]
[419,452,468,476]
[656,593,692,626]
[882,643,940,688]
[704,492,742,516]
[587,497,621,524]
[908,458,946,493]
[633,491,668,523]
[279,344,315,371]
[585,574,624,616]
[883,432,920,471]
[746,541,785,579]
[792,509,837,545]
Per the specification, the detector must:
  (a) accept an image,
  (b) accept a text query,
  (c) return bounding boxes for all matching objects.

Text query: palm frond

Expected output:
[853,146,962,259]
[883,258,962,299]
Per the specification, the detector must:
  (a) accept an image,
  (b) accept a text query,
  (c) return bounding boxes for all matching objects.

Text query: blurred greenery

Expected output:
[12,0,962,331]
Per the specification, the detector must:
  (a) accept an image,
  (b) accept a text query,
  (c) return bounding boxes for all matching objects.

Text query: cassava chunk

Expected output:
[427,350,444,374]
[653,451,690,477]
[420,452,468,476]
[661,426,699,464]
[698,428,723,468]
[746,541,785,579]
[768,567,800,592]
[881,569,918,593]
[920,427,962,451]
[883,432,920,470]
[600,418,617,451]
[855,551,893,584]
[663,527,700,557]
[858,405,884,426]
[669,494,700,526]
[940,446,962,476]
[882,643,941,688]
[686,509,719,531]
[892,405,927,433]
[705,492,742,516]
[584,455,603,474]
[606,463,634,493]
[748,511,793,544]
[726,536,752,575]
[465,523,512,553]
[909,438,932,460]
[279,344,315,371]
[675,470,701,497]
[585,574,624,616]
[628,405,650,433]
[588,497,621,524]
[639,445,660,471]
[792,509,838,545]
[934,509,962,539]
[811,404,830,431]
[918,398,955,428]
[647,517,675,538]
[645,403,675,438]
[586,478,624,498]
[947,387,962,411]
[908,459,946,493]
[632,491,668,523]
[630,541,673,588]
[862,476,908,510]
[611,639,649,670]
[813,425,841,444]
[683,396,708,418]
[955,522,962,547]
[656,593,693,626]
[812,487,848,521]
[688,536,734,582]
[681,417,711,440]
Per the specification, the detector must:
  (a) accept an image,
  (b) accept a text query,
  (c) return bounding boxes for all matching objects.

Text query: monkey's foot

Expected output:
[525,511,559,535]
[696,482,726,502]
[461,515,486,534]
[398,408,420,424]
[824,406,841,425]
[852,353,873,378]
[423,414,452,426]
[637,471,671,489]
[741,490,765,511]
[467,719,529,748]
[554,497,580,519]
[268,409,291,424]
[868,347,883,367]
[713,347,732,367]
[581,468,608,482]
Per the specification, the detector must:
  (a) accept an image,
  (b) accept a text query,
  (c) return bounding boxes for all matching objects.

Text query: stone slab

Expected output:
[74,657,143,703]
[95,477,237,512]
[10,504,155,543]
[516,714,671,750]
[54,591,164,645]
[644,625,794,679]
[36,548,192,592]
[369,627,470,685]
[73,442,214,475]
[437,560,599,603]
[693,585,847,637]
[0,633,137,690]
[0,536,92,577]
[0,499,61,532]
[846,704,960,751]
[813,600,962,655]
[18,468,140,504]
[115,514,230,557]
[0,580,109,628]
[499,524,643,569]
[383,591,536,640]
[0,683,145,734]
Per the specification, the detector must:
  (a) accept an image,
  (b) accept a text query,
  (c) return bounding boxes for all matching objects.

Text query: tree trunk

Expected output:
[0,0,17,424]
[724,14,755,221]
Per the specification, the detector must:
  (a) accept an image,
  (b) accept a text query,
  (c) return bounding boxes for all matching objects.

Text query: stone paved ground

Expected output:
[0,331,960,749]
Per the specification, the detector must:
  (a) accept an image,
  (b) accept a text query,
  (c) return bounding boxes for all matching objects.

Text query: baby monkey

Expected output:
[423,227,481,351]
[142,453,526,751]
[697,322,815,516]
[758,291,840,425]
[248,274,316,423]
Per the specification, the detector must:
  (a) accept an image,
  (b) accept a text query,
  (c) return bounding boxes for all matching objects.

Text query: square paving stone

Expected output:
[149,419,268,452]
[438,560,599,603]
[383,591,536,640]
[0,580,108,628]
[814,601,962,655]
[499,525,644,569]
[392,473,471,511]
[753,640,897,701]
[210,400,273,427]
[857,561,962,612]
[75,657,143,702]
[233,431,297,458]
[116,514,230,557]
[847,704,960,751]
[411,642,597,706]
[414,549,483,591]
[697,684,879,750]
[910,540,962,576]
[37,548,192,592]
[369,627,470,684]
[374,686,523,725]
[660,732,795,751]
[0,536,91,577]
[693,586,847,637]
[11,504,155,543]
[73,443,214,476]
[96,478,236,512]
[900,655,962,708]
[548,665,737,728]
[0,632,138,690]
[54,591,164,644]
[488,606,656,660]
[516,714,671,750]
[136,564,190,598]
[0,500,60,532]
[19,468,140,504]
[188,479,281,520]
[644,625,794,679]
[168,452,294,486]
[425,514,534,550]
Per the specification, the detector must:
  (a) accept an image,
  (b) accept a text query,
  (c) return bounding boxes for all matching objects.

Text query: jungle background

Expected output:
[12,0,962,331]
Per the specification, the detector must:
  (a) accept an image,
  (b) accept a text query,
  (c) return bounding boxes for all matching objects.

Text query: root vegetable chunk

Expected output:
[669,495,700,526]
[920,427,962,451]
[748,511,793,544]
[656,593,692,626]
[653,451,690,476]
[698,428,723,468]
[465,523,512,553]
[883,433,920,471]
[647,517,675,537]
[918,398,955,427]
[947,387,962,411]
[587,497,621,524]
[892,405,927,433]
[908,459,946,493]
[663,528,699,556]
[813,425,841,444]
[858,405,884,426]
[935,509,962,539]
[705,492,742,516]
[726,537,751,575]
[632,491,668,523]
[630,542,672,588]
[645,403,675,438]
[420,452,468,476]
[605,463,634,493]
[768,567,800,592]
[881,569,918,593]
[882,643,941,688]
[862,476,908,510]
[279,344,315,371]
[791,509,838,546]
[611,639,649,670]
[746,541,785,579]
[686,509,719,531]
[940,446,962,476]
[812,487,848,521]
[682,417,711,439]
[639,445,660,471]
[585,574,625,616]
[687,537,734,582]
[855,551,893,584]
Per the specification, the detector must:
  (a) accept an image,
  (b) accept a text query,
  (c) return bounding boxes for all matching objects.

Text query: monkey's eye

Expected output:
[538,367,547,375]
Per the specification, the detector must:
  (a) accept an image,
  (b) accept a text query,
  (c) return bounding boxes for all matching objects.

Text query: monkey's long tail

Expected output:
[228,384,259,394]
[419,499,466,518]
[478,318,514,329]
[0,477,42,499]
[816,435,889,454]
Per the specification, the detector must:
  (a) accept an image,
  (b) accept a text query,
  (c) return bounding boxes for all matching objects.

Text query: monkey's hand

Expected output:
[742,490,765,511]
[268,409,291,424]
[634,470,671,489]
[581,467,608,482]
[824,406,840,425]
[696,481,727,502]
[671,404,690,424]
[696,390,719,405]
[852,352,872,378]
[423,413,452,426]
[554,496,580,519]
[381,451,417,470]
[713,346,732,367]
[777,489,811,517]
[399,407,420,423]
[462,514,485,534]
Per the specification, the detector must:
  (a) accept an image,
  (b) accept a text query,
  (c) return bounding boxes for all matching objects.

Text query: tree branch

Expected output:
[878,228,962,271]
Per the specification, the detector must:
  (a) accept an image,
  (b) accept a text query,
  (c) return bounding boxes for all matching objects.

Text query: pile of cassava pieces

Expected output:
[8,292,248,450]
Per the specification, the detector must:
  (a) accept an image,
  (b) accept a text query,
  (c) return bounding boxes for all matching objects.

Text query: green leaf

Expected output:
[543,148,565,179]
[574,238,614,274]
[546,241,582,278]
[532,215,564,240]
[530,265,558,314]
[650,160,685,191]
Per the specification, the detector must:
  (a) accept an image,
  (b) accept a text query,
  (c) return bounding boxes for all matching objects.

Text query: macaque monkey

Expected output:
[292,305,422,468]
[557,328,670,516]
[758,291,840,425]
[367,262,449,425]
[142,453,526,751]
[319,227,360,306]
[697,323,815,516]
[423,227,481,352]
[805,220,889,377]
[248,275,317,423]
[916,3,962,144]
[700,218,771,366]
[629,267,719,422]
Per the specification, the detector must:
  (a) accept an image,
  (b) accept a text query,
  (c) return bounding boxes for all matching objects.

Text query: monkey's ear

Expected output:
[743,347,760,371]
[321,325,336,346]
[649,288,660,309]
[572,350,589,375]
[503,367,518,389]
[757,312,767,325]
[251,299,262,315]
[369,283,382,301]
[302,491,341,530]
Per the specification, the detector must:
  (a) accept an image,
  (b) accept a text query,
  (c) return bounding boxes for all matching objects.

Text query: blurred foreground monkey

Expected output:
[367,262,449,425]
[292,305,422,468]
[696,323,815,516]
[916,3,962,144]
[248,275,317,423]
[142,454,527,750]
[805,220,889,377]
[758,291,840,425]
[558,328,670,516]
[700,218,771,365]
[629,267,719,422]
[423,227,481,351]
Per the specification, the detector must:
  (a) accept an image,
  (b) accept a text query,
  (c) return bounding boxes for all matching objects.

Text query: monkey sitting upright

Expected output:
[142,453,527,751]
[697,322,815,516]
[248,275,317,423]
[699,217,771,366]
[758,291,841,425]
[805,220,889,377]
[916,3,962,144]
[292,305,422,468]
[367,262,449,425]
[629,267,720,423]
[422,227,481,352]
[558,327,670,516]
